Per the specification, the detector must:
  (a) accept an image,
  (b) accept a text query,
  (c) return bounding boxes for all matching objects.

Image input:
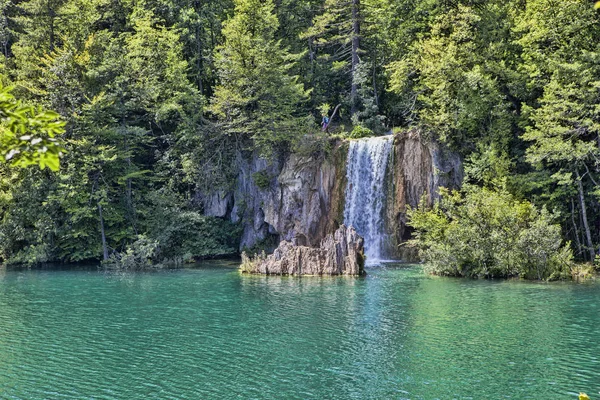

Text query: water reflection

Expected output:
[0,263,598,399]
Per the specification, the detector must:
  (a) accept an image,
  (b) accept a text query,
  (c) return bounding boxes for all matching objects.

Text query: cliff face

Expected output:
[201,132,461,259]
[202,142,348,251]
[384,130,463,258]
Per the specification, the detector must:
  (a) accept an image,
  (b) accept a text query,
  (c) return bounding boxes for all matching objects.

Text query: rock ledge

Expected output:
[240,225,365,276]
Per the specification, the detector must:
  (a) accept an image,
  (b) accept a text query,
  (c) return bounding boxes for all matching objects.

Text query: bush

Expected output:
[153,211,241,261]
[105,211,242,270]
[407,185,573,280]
[347,125,374,139]
[143,192,242,262]
[252,170,272,190]
[292,132,332,158]
[104,235,160,271]
[5,243,51,267]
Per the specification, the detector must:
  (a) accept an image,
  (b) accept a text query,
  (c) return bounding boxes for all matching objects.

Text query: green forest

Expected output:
[0,0,599,274]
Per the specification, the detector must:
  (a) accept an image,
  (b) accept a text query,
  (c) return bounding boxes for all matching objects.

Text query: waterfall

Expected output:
[344,136,394,264]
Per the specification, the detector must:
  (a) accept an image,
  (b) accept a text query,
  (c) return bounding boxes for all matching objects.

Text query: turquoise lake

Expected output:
[0,261,599,399]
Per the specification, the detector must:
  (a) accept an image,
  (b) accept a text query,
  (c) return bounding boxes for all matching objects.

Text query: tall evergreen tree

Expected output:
[302,0,362,117]
[209,0,309,157]
[518,0,600,261]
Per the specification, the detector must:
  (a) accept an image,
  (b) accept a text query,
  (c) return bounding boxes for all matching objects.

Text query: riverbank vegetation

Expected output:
[408,185,574,280]
[0,0,599,274]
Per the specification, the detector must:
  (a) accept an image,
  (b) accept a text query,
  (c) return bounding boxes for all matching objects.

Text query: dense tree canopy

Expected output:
[0,0,599,271]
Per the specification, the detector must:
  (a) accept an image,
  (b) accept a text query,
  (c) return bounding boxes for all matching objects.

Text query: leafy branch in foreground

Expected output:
[0,84,65,171]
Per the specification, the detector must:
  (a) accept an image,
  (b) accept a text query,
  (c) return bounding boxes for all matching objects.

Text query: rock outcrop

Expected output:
[240,225,365,276]
[383,130,463,258]
[200,131,462,261]
[202,142,348,251]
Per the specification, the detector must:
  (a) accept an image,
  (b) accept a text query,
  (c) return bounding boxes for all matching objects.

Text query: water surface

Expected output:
[0,262,599,399]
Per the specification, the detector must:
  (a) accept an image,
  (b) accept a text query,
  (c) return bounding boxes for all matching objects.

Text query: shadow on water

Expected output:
[2,258,243,273]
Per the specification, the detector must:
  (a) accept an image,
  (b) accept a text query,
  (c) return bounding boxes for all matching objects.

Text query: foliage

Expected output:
[571,264,596,282]
[301,0,359,113]
[252,170,272,190]
[319,103,331,116]
[209,0,310,158]
[347,125,374,139]
[387,4,515,153]
[407,185,573,280]
[291,131,332,158]
[143,192,241,261]
[4,243,51,267]
[1,0,600,270]
[105,212,240,270]
[241,234,279,257]
[240,250,262,273]
[104,235,160,271]
[351,61,386,134]
[0,84,65,170]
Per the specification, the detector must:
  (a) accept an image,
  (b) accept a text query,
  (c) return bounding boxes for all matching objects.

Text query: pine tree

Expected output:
[518,0,600,261]
[209,0,309,157]
[302,0,362,117]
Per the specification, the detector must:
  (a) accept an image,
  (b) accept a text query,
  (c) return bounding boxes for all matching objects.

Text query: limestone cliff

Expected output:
[200,131,461,260]
[384,130,463,258]
[202,142,348,251]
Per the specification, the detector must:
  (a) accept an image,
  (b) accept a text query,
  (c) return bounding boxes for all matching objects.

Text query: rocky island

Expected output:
[240,225,365,276]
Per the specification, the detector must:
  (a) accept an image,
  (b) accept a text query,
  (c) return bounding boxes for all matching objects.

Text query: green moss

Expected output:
[252,170,272,190]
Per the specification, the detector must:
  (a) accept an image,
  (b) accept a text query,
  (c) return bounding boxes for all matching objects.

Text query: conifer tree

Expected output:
[210,0,309,157]
[302,0,362,117]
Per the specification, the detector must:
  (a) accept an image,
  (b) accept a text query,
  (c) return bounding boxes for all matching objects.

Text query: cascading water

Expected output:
[344,136,394,264]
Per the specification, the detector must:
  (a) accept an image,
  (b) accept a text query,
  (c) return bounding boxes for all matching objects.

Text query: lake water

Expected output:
[0,262,599,399]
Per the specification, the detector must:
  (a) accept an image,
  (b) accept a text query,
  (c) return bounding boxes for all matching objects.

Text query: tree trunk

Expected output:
[579,203,588,261]
[98,202,109,261]
[372,58,379,108]
[576,168,595,262]
[571,197,583,258]
[372,38,379,108]
[350,0,360,116]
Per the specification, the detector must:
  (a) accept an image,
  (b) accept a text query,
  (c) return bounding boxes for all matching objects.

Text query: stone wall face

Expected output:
[384,131,463,258]
[201,132,462,259]
[202,142,348,251]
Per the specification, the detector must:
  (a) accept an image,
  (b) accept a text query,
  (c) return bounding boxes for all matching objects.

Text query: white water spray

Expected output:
[343,136,393,264]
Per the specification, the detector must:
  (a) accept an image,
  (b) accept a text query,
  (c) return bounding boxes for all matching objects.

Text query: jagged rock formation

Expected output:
[384,130,463,258]
[200,131,462,261]
[202,143,348,251]
[240,225,365,275]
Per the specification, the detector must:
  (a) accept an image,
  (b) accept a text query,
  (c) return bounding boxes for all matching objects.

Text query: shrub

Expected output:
[292,132,332,158]
[153,212,241,260]
[105,212,241,270]
[347,125,374,139]
[5,243,51,267]
[239,250,266,274]
[104,235,160,271]
[252,170,272,190]
[407,185,573,280]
